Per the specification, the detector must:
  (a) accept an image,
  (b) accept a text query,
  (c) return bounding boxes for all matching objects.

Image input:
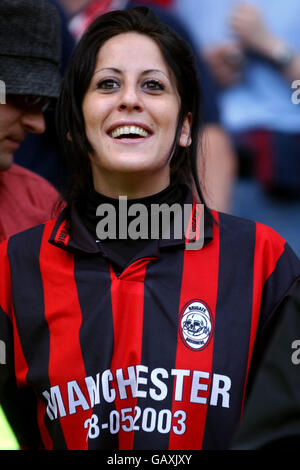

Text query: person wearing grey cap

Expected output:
[0,0,62,243]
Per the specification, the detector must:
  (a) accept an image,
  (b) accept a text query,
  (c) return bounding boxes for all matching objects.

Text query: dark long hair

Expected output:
[56,6,206,208]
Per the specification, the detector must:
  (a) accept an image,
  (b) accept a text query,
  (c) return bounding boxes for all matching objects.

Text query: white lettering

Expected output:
[136,364,148,398]
[107,455,142,467]
[42,367,232,423]
[85,373,100,407]
[84,413,100,439]
[149,368,168,401]
[43,385,66,420]
[116,366,136,399]
[68,380,90,415]
[102,369,116,402]
[190,370,210,404]
[210,373,231,408]
[171,369,190,401]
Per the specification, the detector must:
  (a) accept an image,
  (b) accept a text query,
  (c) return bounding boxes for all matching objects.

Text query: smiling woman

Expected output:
[0,6,300,452]
[58,6,202,205]
[81,31,191,198]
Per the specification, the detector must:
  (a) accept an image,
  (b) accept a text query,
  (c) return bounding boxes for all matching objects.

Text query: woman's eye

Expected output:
[142,79,165,91]
[97,79,119,90]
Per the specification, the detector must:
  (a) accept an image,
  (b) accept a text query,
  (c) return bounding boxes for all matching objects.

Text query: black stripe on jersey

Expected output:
[247,242,300,395]
[202,213,256,450]
[74,254,118,450]
[260,242,300,329]
[133,248,185,450]
[0,304,12,380]
[0,304,41,449]
[7,226,67,449]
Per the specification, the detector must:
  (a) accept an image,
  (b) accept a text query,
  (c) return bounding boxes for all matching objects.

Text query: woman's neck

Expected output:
[78,177,187,273]
[79,176,187,239]
[91,168,171,200]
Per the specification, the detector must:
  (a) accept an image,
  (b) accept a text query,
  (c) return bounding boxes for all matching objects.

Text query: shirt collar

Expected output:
[48,188,214,255]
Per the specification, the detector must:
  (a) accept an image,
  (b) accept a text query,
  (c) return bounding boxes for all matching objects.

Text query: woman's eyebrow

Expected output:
[93,67,170,80]
[141,69,170,80]
[93,67,122,76]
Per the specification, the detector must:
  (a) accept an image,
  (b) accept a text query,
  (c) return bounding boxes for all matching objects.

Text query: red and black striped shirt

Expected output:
[0,190,299,450]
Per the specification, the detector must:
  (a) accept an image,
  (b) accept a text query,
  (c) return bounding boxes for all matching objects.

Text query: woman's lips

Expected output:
[110,125,149,139]
[107,121,153,139]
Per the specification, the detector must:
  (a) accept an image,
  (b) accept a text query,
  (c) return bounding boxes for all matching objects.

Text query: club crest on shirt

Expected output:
[180,300,213,351]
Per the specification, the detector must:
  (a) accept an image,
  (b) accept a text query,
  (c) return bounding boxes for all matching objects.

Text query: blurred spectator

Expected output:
[57,0,91,18]
[13,0,75,191]
[173,0,300,255]
[0,0,63,448]
[68,0,125,40]
[59,0,237,212]
[0,0,63,244]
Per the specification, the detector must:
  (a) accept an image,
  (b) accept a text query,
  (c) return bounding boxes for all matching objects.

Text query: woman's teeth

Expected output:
[110,125,149,139]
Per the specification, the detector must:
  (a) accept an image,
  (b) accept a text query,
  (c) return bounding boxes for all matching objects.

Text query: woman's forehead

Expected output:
[93,32,171,76]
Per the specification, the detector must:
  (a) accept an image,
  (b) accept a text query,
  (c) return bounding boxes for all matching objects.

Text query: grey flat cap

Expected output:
[0,0,62,98]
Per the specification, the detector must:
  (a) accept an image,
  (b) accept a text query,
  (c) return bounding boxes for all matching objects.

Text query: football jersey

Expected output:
[0,190,299,450]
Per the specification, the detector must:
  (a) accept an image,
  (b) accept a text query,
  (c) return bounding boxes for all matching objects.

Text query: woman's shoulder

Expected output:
[215,210,288,247]
[212,209,299,268]
[0,214,62,258]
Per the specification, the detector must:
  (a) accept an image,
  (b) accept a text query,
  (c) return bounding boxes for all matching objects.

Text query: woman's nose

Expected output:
[118,84,143,112]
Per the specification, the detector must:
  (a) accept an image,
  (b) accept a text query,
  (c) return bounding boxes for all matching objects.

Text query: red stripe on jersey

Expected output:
[0,239,13,318]
[12,312,29,387]
[241,221,286,411]
[184,201,204,247]
[53,220,70,248]
[40,220,91,450]
[0,240,43,447]
[109,260,149,450]
[169,211,220,450]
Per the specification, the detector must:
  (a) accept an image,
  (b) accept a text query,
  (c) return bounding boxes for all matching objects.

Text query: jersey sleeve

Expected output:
[233,221,300,449]
[232,279,300,449]
[244,222,300,401]
[0,239,42,449]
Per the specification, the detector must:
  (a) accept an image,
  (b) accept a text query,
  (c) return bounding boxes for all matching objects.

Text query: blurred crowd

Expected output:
[173,0,300,256]
[5,0,300,255]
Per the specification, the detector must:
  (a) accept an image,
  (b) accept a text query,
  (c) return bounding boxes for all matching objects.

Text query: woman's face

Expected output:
[82,32,191,195]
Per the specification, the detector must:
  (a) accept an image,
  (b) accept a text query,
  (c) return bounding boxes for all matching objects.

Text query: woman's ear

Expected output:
[178,112,192,147]
[67,131,72,141]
